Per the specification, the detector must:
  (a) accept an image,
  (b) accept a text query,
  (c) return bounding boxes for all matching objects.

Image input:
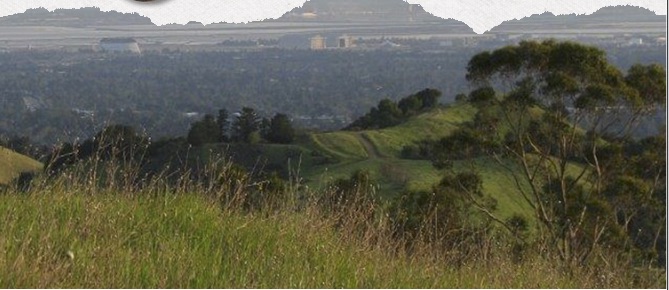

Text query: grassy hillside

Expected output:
[310,104,476,160]
[301,103,537,220]
[304,104,475,181]
[140,103,566,223]
[145,104,534,221]
[0,186,657,288]
[0,146,42,186]
[363,104,476,157]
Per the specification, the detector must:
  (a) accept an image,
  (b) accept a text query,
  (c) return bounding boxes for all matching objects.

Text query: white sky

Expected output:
[0,0,666,34]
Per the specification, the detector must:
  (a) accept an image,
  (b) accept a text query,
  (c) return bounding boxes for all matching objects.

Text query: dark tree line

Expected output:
[187,107,295,146]
[345,88,442,130]
[0,134,50,160]
[44,124,149,175]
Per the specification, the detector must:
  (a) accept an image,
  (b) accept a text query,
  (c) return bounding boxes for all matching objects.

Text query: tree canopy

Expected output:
[433,40,666,267]
[187,114,220,146]
[263,113,295,144]
[345,88,442,130]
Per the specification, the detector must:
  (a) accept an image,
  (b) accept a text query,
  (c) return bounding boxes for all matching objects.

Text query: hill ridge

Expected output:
[489,5,666,32]
[0,6,153,27]
[0,4,663,32]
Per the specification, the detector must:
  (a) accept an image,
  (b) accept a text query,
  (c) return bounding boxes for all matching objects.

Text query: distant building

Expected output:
[310,35,326,50]
[338,35,354,48]
[99,38,141,54]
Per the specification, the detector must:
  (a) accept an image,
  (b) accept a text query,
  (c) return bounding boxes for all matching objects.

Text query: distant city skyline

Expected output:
[1,0,665,33]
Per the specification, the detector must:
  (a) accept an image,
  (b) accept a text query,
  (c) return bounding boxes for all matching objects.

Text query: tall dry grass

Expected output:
[0,152,664,288]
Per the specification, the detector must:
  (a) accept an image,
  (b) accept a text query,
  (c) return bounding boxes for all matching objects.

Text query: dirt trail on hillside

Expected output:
[355,133,384,159]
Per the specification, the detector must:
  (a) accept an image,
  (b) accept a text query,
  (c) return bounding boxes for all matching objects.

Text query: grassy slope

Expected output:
[0,147,42,185]
[304,104,475,187]
[154,103,551,222]
[311,132,368,160]
[364,105,476,157]
[141,103,533,220]
[303,103,536,220]
[0,189,649,288]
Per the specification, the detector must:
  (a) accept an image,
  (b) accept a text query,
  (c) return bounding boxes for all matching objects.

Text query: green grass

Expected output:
[301,104,536,221]
[306,158,405,197]
[0,185,658,288]
[362,105,476,157]
[310,132,368,160]
[255,104,532,225]
[303,103,474,169]
[0,146,42,185]
[309,104,475,161]
[456,158,535,221]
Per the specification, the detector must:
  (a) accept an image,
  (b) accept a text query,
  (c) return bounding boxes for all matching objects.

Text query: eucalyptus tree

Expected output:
[459,40,665,266]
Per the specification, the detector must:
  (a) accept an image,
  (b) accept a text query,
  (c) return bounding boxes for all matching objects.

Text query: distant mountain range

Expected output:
[0,7,152,27]
[491,5,666,32]
[0,2,664,32]
[275,0,444,22]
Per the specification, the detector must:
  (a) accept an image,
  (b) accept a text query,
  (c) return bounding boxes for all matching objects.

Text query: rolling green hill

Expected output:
[296,103,536,221]
[0,146,42,186]
[141,103,535,221]
[141,103,557,223]
[303,104,478,193]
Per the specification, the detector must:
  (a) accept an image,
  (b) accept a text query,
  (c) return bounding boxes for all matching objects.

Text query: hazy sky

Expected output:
[1,0,666,33]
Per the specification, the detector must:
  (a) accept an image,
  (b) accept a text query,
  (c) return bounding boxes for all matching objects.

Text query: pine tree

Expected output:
[265,113,295,144]
[232,107,261,143]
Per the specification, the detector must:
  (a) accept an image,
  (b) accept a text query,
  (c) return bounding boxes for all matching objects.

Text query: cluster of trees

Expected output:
[186,107,295,146]
[345,88,442,130]
[45,125,149,174]
[0,134,49,160]
[41,123,293,212]
[42,106,297,183]
[394,40,666,267]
